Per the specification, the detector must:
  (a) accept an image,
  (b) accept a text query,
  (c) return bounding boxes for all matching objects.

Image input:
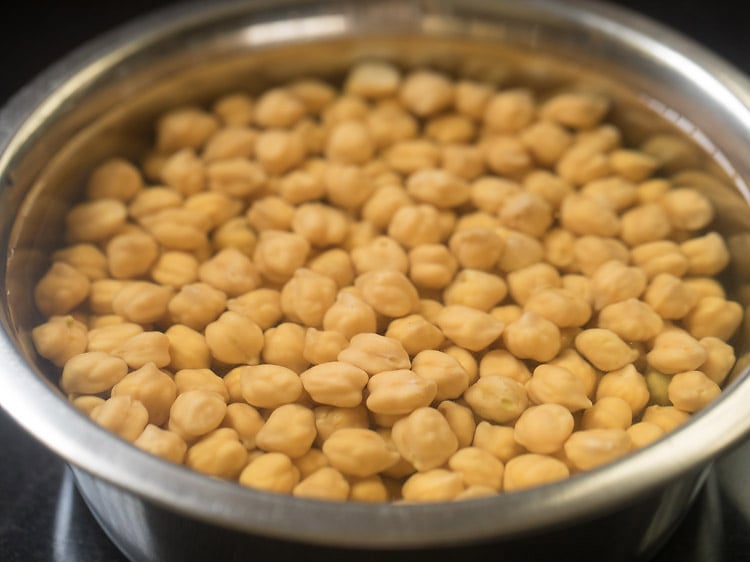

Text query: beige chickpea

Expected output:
[261,322,309,373]
[446,447,504,491]
[345,61,401,98]
[159,149,206,196]
[595,364,650,416]
[246,196,295,232]
[34,262,91,317]
[204,158,266,199]
[443,269,506,311]
[288,77,336,112]
[556,143,612,186]
[520,121,573,167]
[581,397,633,431]
[197,248,261,298]
[526,364,592,412]
[86,158,143,202]
[202,126,257,162]
[642,405,690,433]
[204,311,264,365]
[278,169,325,205]
[448,227,504,271]
[253,87,306,128]
[168,283,227,331]
[139,208,210,252]
[437,401,476,449]
[366,369,437,416]
[590,260,648,310]
[307,248,354,288]
[112,331,170,369]
[489,304,523,326]
[238,363,302,409]
[658,188,714,231]
[338,332,411,375]
[506,262,561,306]
[322,291,377,340]
[226,288,282,330]
[469,176,522,214]
[391,407,459,472]
[303,328,349,366]
[185,428,248,479]
[620,204,671,247]
[560,275,595,308]
[292,467,350,501]
[150,251,199,289]
[167,389,227,441]
[597,298,663,342]
[348,475,389,503]
[496,228,545,273]
[683,277,726,300]
[291,203,350,249]
[212,93,253,126]
[424,113,475,143]
[300,362,369,408]
[221,402,264,449]
[638,178,672,203]
[608,148,658,181]
[479,349,531,385]
[668,370,721,413]
[156,106,219,152]
[134,425,187,464]
[503,454,570,492]
[436,305,505,352]
[322,428,400,478]
[646,329,707,374]
[354,270,419,318]
[484,135,532,177]
[502,310,561,363]
[464,375,528,423]
[564,428,631,472]
[366,102,419,149]
[627,422,665,450]
[410,349,469,402]
[385,315,444,356]
[111,281,172,325]
[254,230,310,284]
[700,336,736,385]
[388,204,444,248]
[128,187,182,220]
[239,452,301,493]
[292,448,330,480]
[454,79,493,119]
[350,236,408,275]
[579,177,637,213]
[408,244,458,290]
[31,315,88,367]
[322,94,369,127]
[86,322,143,353]
[559,194,620,238]
[572,235,629,276]
[514,404,575,454]
[643,273,699,320]
[61,351,128,395]
[90,396,149,443]
[401,469,465,502]
[441,143,485,180]
[53,244,108,281]
[483,88,535,133]
[473,422,526,463]
[361,185,413,231]
[399,69,454,117]
[498,192,553,239]
[314,405,370,444]
[384,139,439,174]
[442,345,478,385]
[255,404,317,459]
[574,329,638,372]
[342,221,379,251]
[173,368,228,402]
[405,168,471,209]
[540,91,609,129]
[279,268,338,328]
[680,232,730,276]
[524,287,591,328]
[548,349,598,399]
[325,119,374,165]
[321,163,377,211]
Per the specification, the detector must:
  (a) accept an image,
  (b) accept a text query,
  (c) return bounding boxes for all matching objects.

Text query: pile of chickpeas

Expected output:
[30,60,743,503]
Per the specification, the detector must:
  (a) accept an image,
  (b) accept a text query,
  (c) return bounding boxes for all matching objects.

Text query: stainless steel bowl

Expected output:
[3,1,750,560]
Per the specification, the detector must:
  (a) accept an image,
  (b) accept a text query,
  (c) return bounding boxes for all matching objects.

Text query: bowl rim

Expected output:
[2,0,750,549]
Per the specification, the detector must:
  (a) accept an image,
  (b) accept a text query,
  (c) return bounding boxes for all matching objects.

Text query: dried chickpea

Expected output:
[300,362,369,407]
[506,262,561,306]
[253,87,306,128]
[502,311,561,363]
[496,229,545,273]
[520,121,573,167]
[205,311,264,365]
[526,364,592,412]
[150,251,199,289]
[280,268,338,328]
[198,248,262,298]
[326,120,374,165]
[503,454,570,492]
[134,424,187,464]
[437,401,476,449]
[246,196,295,232]
[498,192,553,239]
[469,176,522,214]
[53,244,108,281]
[350,236,409,275]
[354,270,419,318]
[620,204,671,247]
[446,447,504,491]
[391,407,458,472]
[559,194,620,237]
[86,322,143,354]
[322,291,377,340]
[31,315,88,367]
[61,351,128,395]
[293,467,350,501]
[292,448,330,479]
[436,305,505,352]
[255,404,317,458]
[167,389,227,441]
[573,235,629,276]
[239,452,301,493]
[680,232,730,276]
[202,126,257,162]
[302,328,349,366]
[66,199,129,243]
[524,287,591,328]
[291,203,350,249]
[128,187,182,220]
[667,370,721,413]
[366,369,437,416]
[306,249,354,288]
[237,364,302,409]
[405,168,470,208]
[643,273,699,320]
[156,106,218,152]
[139,207,210,251]
[322,428,400,477]
[314,405,370,445]
[595,364,650,416]
[254,230,310,284]
[324,163,376,211]
[489,304,523,326]
[159,149,206,196]
[556,143,611,186]
[627,422,665,450]
[647,329,707,374]
[410,350,470,402]
[262,322,309,373]
[226,288,282,330]
[167,283,227,331]
[514,404,575,454]
[590,260,647,310]
[442,345,478,384]
[345,61,401,98]
[472,422,524,463]
[700,336,736,385]
[441,143,485,180]
[408,244,459,289]
[575,328,638,372]
[479,349,531,385]
[185,428,248,479]
[642,405,690,433]
[484,135,532,177]
[402,469,465,502]
[221,402,264,449]
[338,333,411,375]
[425,113,475,143]
[110,281,172,325]
[597,298,663,341]
[90,395,149,443]
[388,204,444,248]
[581,396,633,431]
[385,315,445,356]
[399,69,454,117]
[34,262,91,317]
[564,429,631,472]
[548,349,599,399]
[86,158,143,202]
[464,375,528,424]
[658,187,714,231]
[448,227,504,271]
[112,331,170,369]
[173,368,229,402]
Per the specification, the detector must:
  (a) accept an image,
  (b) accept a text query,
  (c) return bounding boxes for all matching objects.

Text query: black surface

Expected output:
[2,1,750,561]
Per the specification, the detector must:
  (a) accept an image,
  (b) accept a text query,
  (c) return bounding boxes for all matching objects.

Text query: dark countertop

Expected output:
[2,1,750,561]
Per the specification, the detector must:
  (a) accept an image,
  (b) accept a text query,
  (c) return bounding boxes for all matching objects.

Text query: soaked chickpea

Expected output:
[32,59,743,503]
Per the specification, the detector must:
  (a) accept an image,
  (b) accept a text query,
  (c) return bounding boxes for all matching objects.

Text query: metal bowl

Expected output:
[2,1,750,560]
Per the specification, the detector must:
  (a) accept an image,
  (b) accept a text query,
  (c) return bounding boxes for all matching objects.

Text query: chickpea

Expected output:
[385,315,445,356]
[627,422,665,450]
[237,363,303,409]
[255,404,317,458]
[159,149,206,196]
[496,229,545,273]
[306,249,353,288]
[150,251,199,289]
[226,288,282,330]
[134,424,187,464]
[366,102,419,149]
[482,88,535,133]
[90,395,149,443]
[348,475,389,503]
[139,207,211,252]
[185,428,248,479]
[155,106,219,152]
[564,428,631,472]
[514,404,575,454]
[453,79,492,119]
[388,204,444,248]
[442,345,478,384]
[668,370,721,412]
[464,375,528,424]
[683,277,726,300]
[595,364,650,415]
[441,143,485,180]
[399,69,454,117]
[354,270,419,318]
[314,405,370,445]
[404,168,471,209]
[205,311,264,365]
[31,315,88,367]
[506,262,561,306]
[324,163,377,211]
[573,235,629,276]
[293,467,350,501]
[289,78,336,112]
[390,407,459,472]
[520,121,573,167]
[112,331,171,369]
[643,273,699,320]
[342,221,379,251]
[442,269,506,311]
[167,283,227,331]
[128,187,182,220]
[503,310,561,363]
[325,119,374,165]
[559,194,620,238]
[498,192,553,239]
[526,364,592,412]
[484,135,532,177]
[322,291,377,341]
[472,422,524,463]
[239,452,301,493]
[503,454,570,492]
[575,328,638,372]
[407,349,469,402]
[303,328,349,365]
[86,158,143,202]
[366,369,437,416]
[647,329,707,374]
[211,93,254,126]
[292,448,330,480]
[261,322,309,373]
[383,139,439,175]
[659,188,714,231]
[608,148,658,181]
[402,469,465,502]
[478,349,531,385]
[641,405,690,433]
[447,227,504,271]
[620,204,671,247]
[61,351,128,395]
[524,287,591,328]
[700,336,736,385]
[202,126,257,162]
[597,298,663,342]
[300,362,369,408]
[590,260,648,310]
[680,232,730,276]
[437,401,476,449]
[34,262,91,317]
[345,61,401,98]
[489,304,523,326]
[246,196,295,232]
[581,396,633,431]
[350,236,408,276]
[291,203,350,251]
[253,87,306,128]
[220,402,264,449]
[53,244,108,281]
[167,389,227,441]
[86,322,143,354]
[279,268,337,328]
[446,447,504,491]
[196,248,261,298]
[436,305,505,352]
[408,244,459,290]
[338,333,411,375]
[547,349,597,399]
[321,428,400,478]
[254,230,310,284]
